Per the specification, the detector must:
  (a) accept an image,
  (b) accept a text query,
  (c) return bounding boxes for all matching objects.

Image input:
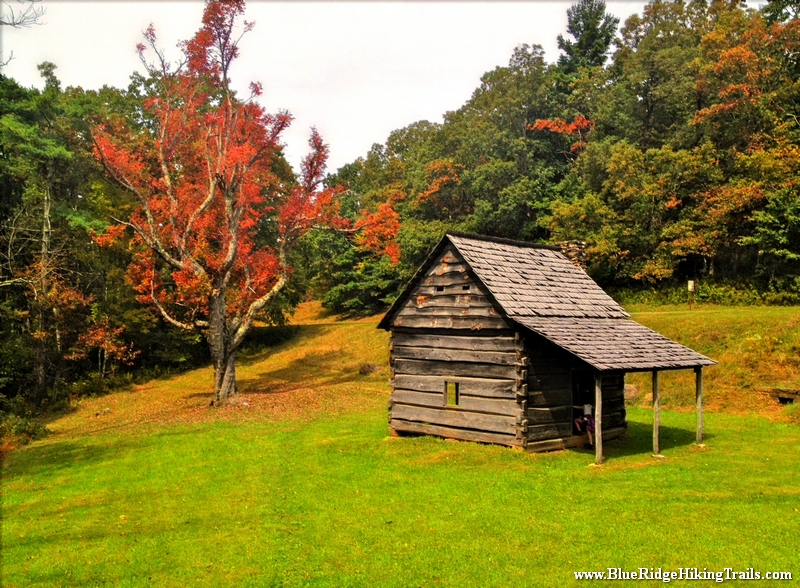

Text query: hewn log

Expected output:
[595,372,603,465]
[390,420,519,447]
[391,404,517,434]
[527,422,573,441]
[600,398,626,414]
[393,358,520,379]
[695,366,704,445]
[527,406,573,425]
[525,426,626,453]
[527,364,574,378]
[529,371,573,390]
[396,305,502,319]
[393,327,516,338]
[407,294,494,309]
[390,390,522,416]
[390,374,517,398]
[392,333,517,352]
[392,346,519,365]
[419,274,473,287]
[527,387,573,407]
[392,316,510,330]
[458,395,522,416]
[391,389,444,408]
[653,370,661,456]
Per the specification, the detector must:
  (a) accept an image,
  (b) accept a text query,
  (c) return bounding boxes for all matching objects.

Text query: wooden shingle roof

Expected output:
[516,317,716,371]
[380,233,715,372]
[447,234,628,319]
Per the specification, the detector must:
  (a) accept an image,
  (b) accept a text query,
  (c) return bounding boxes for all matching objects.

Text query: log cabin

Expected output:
[378,233,716,462]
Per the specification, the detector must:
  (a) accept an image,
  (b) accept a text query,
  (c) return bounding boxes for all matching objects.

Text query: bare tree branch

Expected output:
[1,0,44,28]
[148,272,196,331]
[0,276,29,288]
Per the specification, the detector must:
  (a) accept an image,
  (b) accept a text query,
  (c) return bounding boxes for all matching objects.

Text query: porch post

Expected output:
[695,366,704,445]
[652,370,661,456]
[595,372,603,465]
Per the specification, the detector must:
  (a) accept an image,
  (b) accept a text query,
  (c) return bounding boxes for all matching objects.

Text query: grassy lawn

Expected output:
[3,303,800,586]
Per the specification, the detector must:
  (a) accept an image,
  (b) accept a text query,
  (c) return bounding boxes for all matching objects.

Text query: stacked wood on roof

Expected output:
[379,232,715,452]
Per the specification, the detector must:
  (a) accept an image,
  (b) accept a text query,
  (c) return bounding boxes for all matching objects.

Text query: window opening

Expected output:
[462,285,470,290]
[445,381,459,406]
[436,286,445,292]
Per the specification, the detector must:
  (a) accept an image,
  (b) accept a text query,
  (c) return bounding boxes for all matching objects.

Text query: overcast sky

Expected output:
[2,1,648,173]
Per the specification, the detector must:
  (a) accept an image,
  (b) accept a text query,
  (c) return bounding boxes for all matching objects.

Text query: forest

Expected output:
[1,0,799,438]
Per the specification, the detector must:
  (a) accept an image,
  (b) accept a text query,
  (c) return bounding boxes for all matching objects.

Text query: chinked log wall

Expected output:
[389,246,527,447]
[389,330,528,447]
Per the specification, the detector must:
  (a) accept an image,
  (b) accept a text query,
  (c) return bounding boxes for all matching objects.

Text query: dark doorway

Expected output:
[572,370,594,434]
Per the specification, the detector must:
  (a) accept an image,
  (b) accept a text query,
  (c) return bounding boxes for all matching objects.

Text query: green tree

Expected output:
[557,0,620,73]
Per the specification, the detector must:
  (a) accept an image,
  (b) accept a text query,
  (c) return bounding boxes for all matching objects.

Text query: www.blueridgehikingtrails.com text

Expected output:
[574,568,793,582]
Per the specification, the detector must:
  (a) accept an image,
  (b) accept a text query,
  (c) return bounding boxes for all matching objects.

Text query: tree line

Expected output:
[1,0,798,429]
[315,0,800,313]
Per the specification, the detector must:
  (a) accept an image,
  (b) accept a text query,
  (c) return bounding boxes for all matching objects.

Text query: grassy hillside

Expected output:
[628,304,800,417]
[2,303,799,587]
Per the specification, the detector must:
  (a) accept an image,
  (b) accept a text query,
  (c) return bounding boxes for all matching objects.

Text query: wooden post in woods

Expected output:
[695,366,704,445]
[652,370,661,456]
[595,372,603,465]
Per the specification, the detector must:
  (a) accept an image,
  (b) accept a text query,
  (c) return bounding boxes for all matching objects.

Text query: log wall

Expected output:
[389,329,527,447]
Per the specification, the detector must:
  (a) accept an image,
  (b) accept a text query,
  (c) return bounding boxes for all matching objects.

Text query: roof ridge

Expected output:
[446,231,561,251]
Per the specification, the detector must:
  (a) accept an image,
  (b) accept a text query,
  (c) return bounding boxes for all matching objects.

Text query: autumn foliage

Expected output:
[529,116,595,152]
[92,0,396,404]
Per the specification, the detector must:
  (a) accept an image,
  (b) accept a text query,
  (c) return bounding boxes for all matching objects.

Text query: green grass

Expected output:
[626,305,800,415]
[4,410,800,587]
[3,303,800,586]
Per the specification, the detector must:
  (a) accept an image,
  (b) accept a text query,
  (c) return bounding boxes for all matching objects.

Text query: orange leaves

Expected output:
[415,159,469,221]
[93,1,301,327]
[279,130,342,246]
[529,116,594,152]
[530,115,594,135]
[418,159,463,204]
[66,317,140,366]
[94,0,399,349]
[693,11,800,147]
[354,203,401,263]
[91,224,127,247]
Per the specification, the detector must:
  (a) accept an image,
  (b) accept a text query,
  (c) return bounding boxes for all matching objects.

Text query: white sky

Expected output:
[2,1,648,173]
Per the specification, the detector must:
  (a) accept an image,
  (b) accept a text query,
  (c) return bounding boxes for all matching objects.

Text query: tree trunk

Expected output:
[207,291,238,406]
[34,179,53,403]
[213,349,238,406]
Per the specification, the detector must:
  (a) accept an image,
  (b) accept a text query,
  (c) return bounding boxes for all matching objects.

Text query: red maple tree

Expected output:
[93,0,393,405]
[529,115,595,153]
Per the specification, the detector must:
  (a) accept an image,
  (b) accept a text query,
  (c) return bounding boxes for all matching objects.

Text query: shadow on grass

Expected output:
[235,324,328,368]
[601,420,715,459]
[3,425,211,479]
[236,324,383,395]
[3,439,124,479]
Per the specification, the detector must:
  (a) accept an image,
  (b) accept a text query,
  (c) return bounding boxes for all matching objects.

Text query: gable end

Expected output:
[389,245,510,331]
